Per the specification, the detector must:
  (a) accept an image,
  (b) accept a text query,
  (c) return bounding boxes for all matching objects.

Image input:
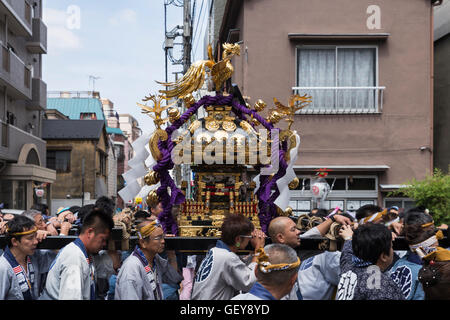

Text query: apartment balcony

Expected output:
[0,0,32,37]
[0,42,32,100]
[0,120,46,165]
[26,78,47,111]
[26,18,47,54]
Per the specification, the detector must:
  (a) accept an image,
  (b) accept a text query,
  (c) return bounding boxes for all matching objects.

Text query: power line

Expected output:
[192,2,209,60]
[190,0,196,63]
[192,0,205,46]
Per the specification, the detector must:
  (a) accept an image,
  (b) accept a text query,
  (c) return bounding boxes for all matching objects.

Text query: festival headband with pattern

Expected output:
[255,247,301,274]
[6,226,38,237]
[422,246,450,262]
[136,219,162,239]
[409,222,444,258]
[357,208,388,225]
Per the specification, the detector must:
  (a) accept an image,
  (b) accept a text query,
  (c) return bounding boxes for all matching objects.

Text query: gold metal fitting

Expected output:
[183,94,196,108]
[254,99,267,112]
[144,171,160,186]
[146,190,160,207]
[266,110,283,124]
[168,107,181,123]
[288,177,299,190]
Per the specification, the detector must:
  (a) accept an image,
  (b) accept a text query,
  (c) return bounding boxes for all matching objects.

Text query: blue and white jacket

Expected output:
[389,252,424,300]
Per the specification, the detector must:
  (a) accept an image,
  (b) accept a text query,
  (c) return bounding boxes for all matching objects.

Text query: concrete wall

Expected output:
[226,0,433,186]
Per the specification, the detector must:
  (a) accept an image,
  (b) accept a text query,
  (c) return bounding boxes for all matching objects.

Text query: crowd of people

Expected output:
[0,198,449,300]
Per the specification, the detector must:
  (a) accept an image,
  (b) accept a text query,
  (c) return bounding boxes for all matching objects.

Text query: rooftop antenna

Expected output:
[88,75,101,92]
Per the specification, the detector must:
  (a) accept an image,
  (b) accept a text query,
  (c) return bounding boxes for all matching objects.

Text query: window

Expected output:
[99,153,107,176]
[47,150,71,173]
[295,46,383,113]
[325,177,346,190]
[26,149,40,165]
[348,177,376,190]
[289,200,312,216]
[2,46,9,72]
[6,111,16,126]
[292,178,310,190]
[385,198,416,210]
[80,113,97,120]
[2,122,8,147]
[24,67,31,88]
[16,181,27,210]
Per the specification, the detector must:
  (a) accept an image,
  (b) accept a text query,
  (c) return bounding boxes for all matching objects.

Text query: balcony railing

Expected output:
[0,120,46,164]
[292,86,385,114]
[0,42,32,100]
[26,18,47,54]
[27,78,47,110]
[0,0,32,36]
[48,91,101,99]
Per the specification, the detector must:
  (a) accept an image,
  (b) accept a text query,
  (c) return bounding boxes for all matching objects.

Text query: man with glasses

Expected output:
[114,219,182,300]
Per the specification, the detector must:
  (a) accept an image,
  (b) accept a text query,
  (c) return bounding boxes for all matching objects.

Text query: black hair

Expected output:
[69,206,81,215]
[220,214,255,246]
[80,207,114,234]
[418,261,450,299]
[310,208,328,219]
[409,206,427,213]
[77,204,95,225]
[338,212,355,222]
[402,210,435,245]
[352,223,392,264]
[355,204,382,221]
[134,210,151,220]
[94,196,115,217]
[30,203,48,216]
[6,215,36,247]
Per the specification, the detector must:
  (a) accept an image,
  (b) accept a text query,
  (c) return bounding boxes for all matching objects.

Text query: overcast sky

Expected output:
[43,0,209,135]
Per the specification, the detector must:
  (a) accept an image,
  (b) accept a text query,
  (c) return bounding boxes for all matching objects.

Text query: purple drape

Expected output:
[153,94,285,235]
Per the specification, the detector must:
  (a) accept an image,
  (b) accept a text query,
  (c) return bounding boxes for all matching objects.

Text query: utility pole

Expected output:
[164,2,168,83]
[81,158,85,206]
[183,0,192,74]
[182,0,193,196]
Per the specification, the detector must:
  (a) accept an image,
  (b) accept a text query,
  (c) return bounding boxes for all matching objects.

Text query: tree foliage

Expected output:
[389,169,450,225]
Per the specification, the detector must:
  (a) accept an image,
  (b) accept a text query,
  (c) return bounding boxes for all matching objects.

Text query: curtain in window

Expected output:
[297,47,376,111]
[337,48,375,111]
[298,49,335,110]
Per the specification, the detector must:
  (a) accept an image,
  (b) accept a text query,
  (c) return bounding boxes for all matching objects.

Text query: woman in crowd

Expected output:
[389,209,440,300]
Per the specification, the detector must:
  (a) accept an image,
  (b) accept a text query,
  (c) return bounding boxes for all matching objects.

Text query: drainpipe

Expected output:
[94,140,97,200]
[430,1,442,173]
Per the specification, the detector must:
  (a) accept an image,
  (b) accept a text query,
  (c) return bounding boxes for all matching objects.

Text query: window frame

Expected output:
[47,150,71,173]
[384,197,416,210]
[294,44,382,114]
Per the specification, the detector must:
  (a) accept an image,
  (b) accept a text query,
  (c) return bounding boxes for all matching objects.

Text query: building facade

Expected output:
[211,0,440,214]
[46,91,119,210]
[102,98,128,208]
[42,120,108,214]
[119,113,142,170]
[0,0,55,211]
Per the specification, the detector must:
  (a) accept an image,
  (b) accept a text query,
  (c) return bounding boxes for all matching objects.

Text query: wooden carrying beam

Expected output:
[1,233,448,253]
